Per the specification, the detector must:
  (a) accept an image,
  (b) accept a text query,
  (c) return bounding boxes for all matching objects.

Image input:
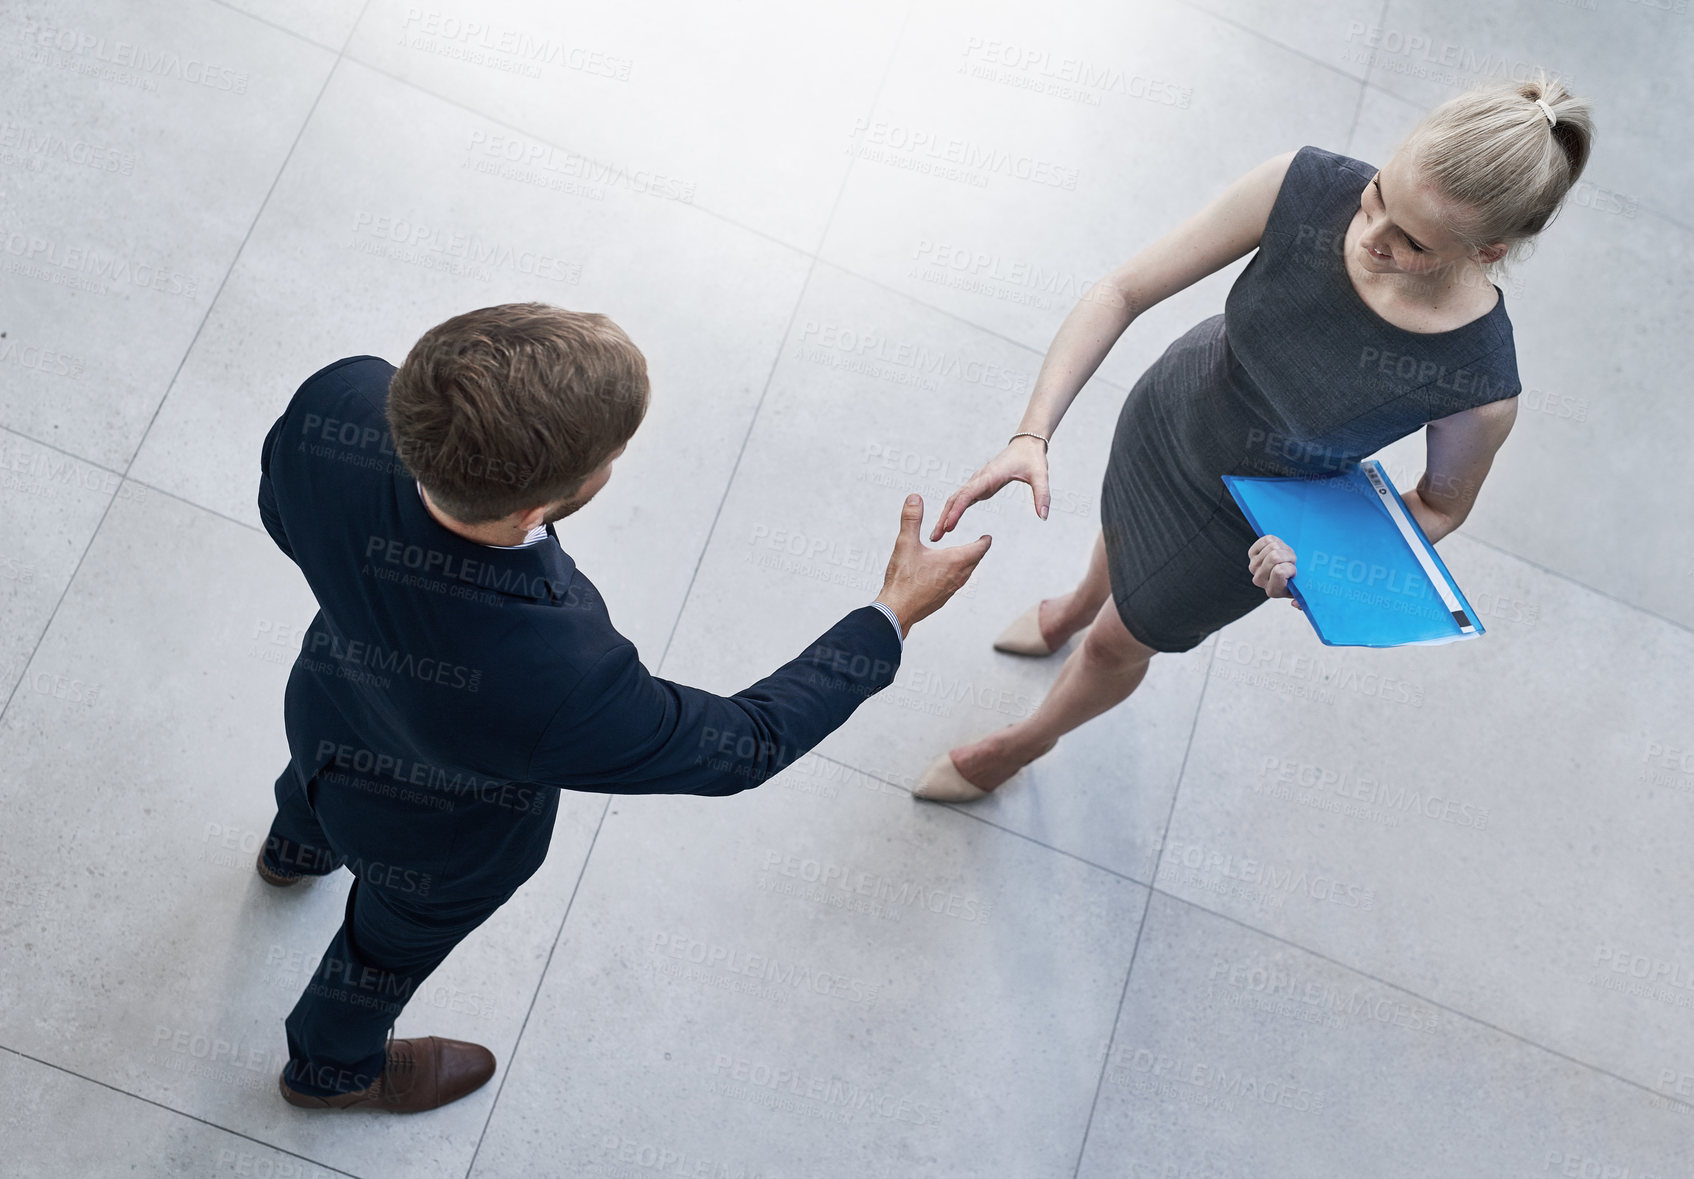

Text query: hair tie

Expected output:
[1533,97,1557,127]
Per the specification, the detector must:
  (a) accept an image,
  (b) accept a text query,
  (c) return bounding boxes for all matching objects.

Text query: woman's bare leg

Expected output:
[951,593,1158,791]
[1036,529,1113,649]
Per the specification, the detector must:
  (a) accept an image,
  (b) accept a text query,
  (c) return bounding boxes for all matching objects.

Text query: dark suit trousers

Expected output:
[264,761,520,1097]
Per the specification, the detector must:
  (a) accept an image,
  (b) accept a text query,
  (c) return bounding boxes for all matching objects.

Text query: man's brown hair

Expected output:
[386,303,649,525]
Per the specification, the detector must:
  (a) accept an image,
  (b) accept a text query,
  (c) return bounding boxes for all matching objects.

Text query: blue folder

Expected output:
[1221,460,1484,648]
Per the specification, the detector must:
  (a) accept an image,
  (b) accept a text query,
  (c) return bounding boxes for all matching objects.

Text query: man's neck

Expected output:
[418,483,537,548]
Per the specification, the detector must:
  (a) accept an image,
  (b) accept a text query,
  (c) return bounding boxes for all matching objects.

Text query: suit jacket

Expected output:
[257,356,902,899]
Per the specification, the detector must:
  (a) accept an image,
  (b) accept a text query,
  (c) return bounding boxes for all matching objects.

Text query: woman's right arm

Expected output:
[931,149,1299,540]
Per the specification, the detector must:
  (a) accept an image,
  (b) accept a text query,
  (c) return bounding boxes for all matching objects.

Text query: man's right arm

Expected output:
[257,357,387,566]
[529,491,986,797]
[257,407,296,564]
[525,604,902,797]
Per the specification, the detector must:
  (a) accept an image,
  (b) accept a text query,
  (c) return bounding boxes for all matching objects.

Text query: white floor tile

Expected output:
[470,770,1146,1177]
[0,1048,358,1179]
[2,1,1686,1172]
[0,489,604,1179]
[818,0,1363,392]
[0,0,334,468]
[342,0,909,251]
[1078,893,1694,1177]
[1154,535,1694,1092]
[0,429,125,701]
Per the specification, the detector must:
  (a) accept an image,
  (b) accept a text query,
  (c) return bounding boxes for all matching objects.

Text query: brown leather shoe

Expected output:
[255,848,305,887]
[279,1036,496,1113]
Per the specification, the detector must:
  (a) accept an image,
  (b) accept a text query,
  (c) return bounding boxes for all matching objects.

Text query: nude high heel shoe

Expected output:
[912,753,991,803]
[992,601,1054,656]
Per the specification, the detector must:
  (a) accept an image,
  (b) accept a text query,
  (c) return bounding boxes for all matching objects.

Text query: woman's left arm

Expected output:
[1249,396,1519,606]
[1403,396,1520,543]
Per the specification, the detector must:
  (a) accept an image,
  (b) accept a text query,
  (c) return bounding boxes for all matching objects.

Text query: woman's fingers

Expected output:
[933,479,982,541]
[930,490,958,542]
[937,468,1008,539]
[932,449,1050,539]
[1249,536,1304,610]
[1248,534,1297,598]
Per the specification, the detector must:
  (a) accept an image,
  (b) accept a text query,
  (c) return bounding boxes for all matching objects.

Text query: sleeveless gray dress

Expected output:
[1100,144,1522,652]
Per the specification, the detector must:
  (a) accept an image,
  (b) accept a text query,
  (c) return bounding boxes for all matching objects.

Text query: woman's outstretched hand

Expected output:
[1248,534,1304,611]
[930,436,1050,542]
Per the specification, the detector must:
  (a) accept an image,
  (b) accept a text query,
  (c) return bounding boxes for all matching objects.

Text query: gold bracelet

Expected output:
[1009,431,1050,450]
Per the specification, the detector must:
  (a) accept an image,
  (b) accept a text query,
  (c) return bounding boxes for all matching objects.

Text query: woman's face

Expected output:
[1356,150,1503,276]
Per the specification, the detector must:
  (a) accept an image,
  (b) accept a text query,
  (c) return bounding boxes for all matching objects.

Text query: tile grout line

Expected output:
[204,0,341,54]
[114,11,366,478]
[310,46,1689,378]
[462,3,919,1172]
[647,0,916,676]
[1171,0,1369,88]
[1146,900,1694,1118]
[11,388,1692,658]
[1342,0,1388,151]
[1177,0,1692,230]
[16,756,1694,1178]
[815,708,1694,1131]
[9,7,1667,647]
[205,0,1685,242]
[9,0,1681,1154]
[0,5,380,1172]
[645,254,820,678]
[0,0,1675,1169]
[1068,633,1221,1176]
[0,1043,359,1179]
[16,330,1693,649]
[0,6,360,727]
[11,12,1679,669]
[315,53,819,275]
[461,792,612,1177]
[808,750,1150,882]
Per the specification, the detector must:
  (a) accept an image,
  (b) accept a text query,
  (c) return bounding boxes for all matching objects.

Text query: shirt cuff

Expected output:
[868,600,904,649]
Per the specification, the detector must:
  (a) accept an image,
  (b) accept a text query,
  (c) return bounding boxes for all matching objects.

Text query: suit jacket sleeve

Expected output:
[257,407,296,564]
[526,605,902,797]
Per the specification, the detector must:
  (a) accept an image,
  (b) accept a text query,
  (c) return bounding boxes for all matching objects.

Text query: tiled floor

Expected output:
[2,1,1689,1176]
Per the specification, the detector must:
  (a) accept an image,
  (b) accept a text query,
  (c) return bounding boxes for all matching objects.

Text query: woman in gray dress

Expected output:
[915,72,1595,802]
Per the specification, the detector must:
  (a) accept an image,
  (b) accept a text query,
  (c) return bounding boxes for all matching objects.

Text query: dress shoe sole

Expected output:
[255,849,305,887]
[278,1036,496,1114]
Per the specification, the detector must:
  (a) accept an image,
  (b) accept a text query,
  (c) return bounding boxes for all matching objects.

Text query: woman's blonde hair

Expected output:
[1399,67,1594,277]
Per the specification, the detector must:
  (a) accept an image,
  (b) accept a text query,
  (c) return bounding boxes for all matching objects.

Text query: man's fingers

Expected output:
[899,493,924,540]
[946,534,993,584]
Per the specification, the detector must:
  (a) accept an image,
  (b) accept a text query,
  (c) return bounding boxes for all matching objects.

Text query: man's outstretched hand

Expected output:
[875,494,992,638]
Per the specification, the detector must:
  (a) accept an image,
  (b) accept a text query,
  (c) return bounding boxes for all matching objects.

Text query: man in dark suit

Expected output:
[255,303,989,1113]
